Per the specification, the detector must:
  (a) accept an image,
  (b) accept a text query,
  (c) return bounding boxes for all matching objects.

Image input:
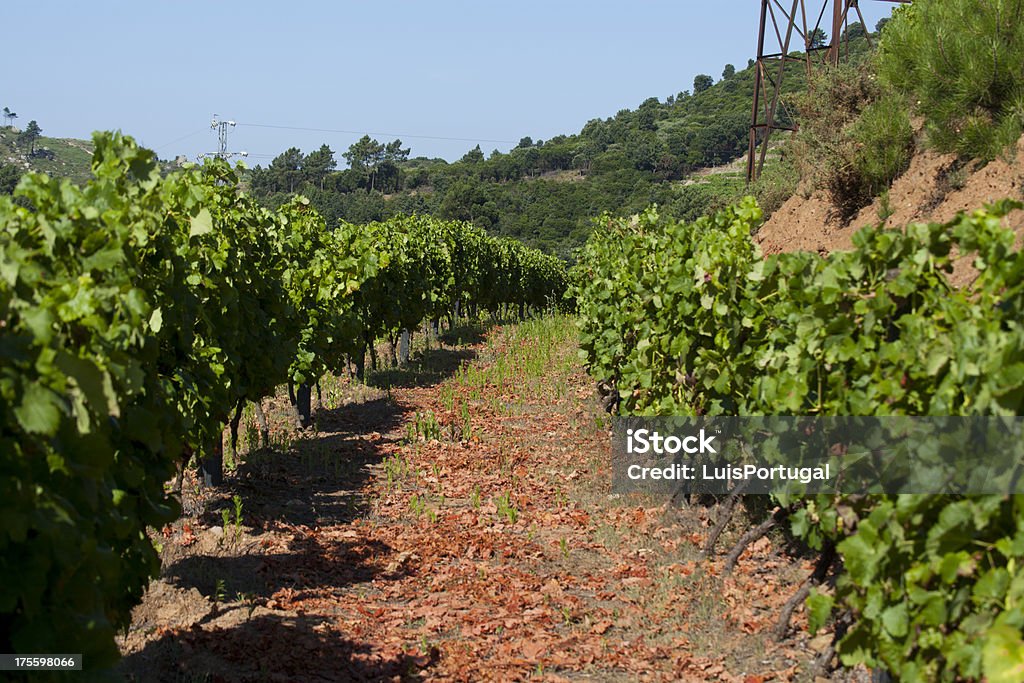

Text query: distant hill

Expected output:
[246,55,773,258]
[246,27,876,258]
[1,127,94,185]
[2,25,875,258]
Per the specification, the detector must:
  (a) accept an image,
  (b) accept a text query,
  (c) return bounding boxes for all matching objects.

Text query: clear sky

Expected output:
[5,1,896,165]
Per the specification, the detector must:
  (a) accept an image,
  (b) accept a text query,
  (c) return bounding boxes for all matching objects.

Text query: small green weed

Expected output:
[495,492,519,524]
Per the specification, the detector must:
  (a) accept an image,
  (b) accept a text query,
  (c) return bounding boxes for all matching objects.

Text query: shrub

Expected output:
[751,154,800,219]
[829,93,915,219]
[787,64,913,221]
[879,0,1024,160]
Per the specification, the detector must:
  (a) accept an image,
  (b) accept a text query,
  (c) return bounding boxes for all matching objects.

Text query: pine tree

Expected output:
[879,0,1024,159]
[19,120,42,156]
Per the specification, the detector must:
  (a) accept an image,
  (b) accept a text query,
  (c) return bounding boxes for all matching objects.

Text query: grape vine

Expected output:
[0,132,567,672]
[574,197,1024,681]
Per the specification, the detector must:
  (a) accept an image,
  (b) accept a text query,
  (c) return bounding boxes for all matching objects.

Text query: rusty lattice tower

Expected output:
[747,0,910,182]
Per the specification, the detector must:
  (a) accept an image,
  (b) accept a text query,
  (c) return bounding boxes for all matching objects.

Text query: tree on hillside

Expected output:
[18,120,41,156]
[809,28,828,49]
[625,131,666,172]
[843,21,866,40]
[875,17,889,33]
[722,64,736,79]
[572,141,600,174]
[377,139,410,193]
[344,135,386,192]
[265,147,304,193]
[439,178,484,222]
[384,139,410,164]
[461,144,484,164]
[518,146,541,177]
[693,74,714,94]
[303,144,336,190]
[636,97,661,131]
[2,108,10,127]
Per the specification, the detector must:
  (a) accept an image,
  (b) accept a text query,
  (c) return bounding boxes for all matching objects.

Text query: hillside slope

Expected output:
[1,127,94,183]
[248,28,876,258]
[756,135,1024,286]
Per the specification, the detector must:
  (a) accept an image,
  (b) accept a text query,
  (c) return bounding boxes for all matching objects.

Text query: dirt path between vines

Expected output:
[118,318,851,682]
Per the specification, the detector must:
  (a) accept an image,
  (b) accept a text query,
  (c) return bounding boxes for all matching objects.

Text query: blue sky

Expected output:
[6,1,896,164]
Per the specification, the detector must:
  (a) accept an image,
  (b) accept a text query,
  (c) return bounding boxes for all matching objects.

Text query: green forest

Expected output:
[1,24,880,260]
[244,23,876,258]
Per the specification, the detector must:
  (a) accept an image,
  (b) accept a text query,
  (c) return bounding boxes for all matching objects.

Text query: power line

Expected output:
[236,122,517,145]
[152,128,208,151]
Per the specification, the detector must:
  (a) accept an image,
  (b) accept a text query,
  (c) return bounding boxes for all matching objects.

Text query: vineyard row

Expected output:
[573,197,1024,681]
[0,133,568,670]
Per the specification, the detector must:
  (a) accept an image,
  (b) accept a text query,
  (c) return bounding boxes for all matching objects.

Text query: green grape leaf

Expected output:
[149,307,163,333]
[807,589,834,634]
[983,625,1024,683]
[189,208,213,237]
[14,383,62,435]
